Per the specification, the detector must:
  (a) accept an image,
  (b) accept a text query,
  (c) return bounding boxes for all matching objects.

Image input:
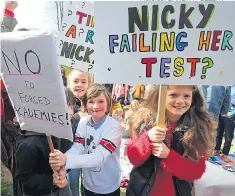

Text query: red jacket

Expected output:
[127,122,206,196]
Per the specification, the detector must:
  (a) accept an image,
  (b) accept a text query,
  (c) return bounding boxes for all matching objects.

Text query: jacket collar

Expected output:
[87,115,106,130]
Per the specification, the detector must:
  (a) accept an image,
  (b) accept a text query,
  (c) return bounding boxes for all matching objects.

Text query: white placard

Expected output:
[1,31,73,141]
[57,1,95,72]
[95,1,235,85]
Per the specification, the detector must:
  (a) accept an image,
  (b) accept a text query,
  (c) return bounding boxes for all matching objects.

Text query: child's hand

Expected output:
[53,166,66,180]
[49,149,66,170]
[147,126,167,142]
[53,173,68,189]
[152,142,170,158]
[53,166,68,189]
[227,112,232,118]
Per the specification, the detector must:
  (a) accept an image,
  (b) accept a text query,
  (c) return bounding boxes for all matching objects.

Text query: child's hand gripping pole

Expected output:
[47,136,62,180]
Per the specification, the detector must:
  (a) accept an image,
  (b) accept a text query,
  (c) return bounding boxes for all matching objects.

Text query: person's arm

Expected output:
[1,1,18,33]
[15,143,53,194]
[126,130,152,167]
[65,124,122,169]
[162,149,206,181]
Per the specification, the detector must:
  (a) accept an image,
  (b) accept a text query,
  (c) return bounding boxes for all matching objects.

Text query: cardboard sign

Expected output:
[95,1,235,85]
[1,31,73,141]
[57,1,95,72]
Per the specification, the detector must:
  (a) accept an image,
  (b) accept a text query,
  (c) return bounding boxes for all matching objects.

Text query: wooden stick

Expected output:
[156,85,168,128]
[47,136,55,153]
[152,85,167,143]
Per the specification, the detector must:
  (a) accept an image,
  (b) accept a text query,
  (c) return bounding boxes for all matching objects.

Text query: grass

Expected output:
[1,181,13,196]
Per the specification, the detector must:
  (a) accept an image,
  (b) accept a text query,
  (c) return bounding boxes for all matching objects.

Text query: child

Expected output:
[123,100,139,134]
[49,84,122,196]
[62,87,81,196]
[67,69,91,113]
[67,70,91,196]
[125,100,139,119]
[14,88,75,196]
[126,85,214,196]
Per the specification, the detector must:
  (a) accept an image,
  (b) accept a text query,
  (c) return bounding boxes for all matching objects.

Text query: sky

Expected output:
[13,0,58,32]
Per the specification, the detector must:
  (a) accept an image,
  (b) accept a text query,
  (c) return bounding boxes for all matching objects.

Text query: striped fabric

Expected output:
[99,138,116,154]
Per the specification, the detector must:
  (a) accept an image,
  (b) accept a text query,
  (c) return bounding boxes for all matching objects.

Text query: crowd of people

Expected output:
[1,1,235,196]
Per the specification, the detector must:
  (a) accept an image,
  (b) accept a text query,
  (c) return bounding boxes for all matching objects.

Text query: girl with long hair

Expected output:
[126,85,215,196]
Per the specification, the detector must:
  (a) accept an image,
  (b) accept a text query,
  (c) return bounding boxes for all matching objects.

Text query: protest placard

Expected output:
[57,1,94,72]
[1,31,73,141]
[95,1,235,85]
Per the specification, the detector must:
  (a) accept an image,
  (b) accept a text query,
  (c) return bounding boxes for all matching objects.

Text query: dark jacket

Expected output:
[14,113,80,195]
[14,131,55,195]
[126,125,193,196]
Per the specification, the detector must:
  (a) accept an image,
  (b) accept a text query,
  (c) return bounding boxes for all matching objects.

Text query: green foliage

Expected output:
[1,181,13,196]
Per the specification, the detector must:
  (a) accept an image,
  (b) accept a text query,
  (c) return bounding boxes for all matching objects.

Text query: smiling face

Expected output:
[87,93,108,123]
[166,85,193,121]
[68,71,89,99]
[130,100,139,111]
